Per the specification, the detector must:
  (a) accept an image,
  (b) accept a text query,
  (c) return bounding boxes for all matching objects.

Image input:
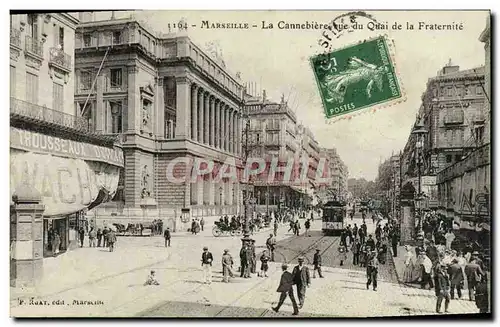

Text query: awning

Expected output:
[10,151,120,217]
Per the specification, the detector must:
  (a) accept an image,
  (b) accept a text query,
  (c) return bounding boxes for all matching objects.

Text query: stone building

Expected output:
[10,13,123,286]
[318,147,348,202]
[244,92,321,212]
[74,14,245,230]
[435,18,491,249]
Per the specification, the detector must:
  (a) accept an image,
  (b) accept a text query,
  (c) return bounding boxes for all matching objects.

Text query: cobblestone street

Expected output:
[11,217,480,317]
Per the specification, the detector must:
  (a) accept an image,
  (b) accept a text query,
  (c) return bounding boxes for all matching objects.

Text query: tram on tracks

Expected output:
[322,200,347,236]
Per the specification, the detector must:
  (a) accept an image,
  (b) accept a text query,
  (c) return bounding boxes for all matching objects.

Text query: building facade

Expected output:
[74,15,245,230]
[10,13,123,287]
[244,92,321,212]
[318,147,348,202]
[435,18,491,250]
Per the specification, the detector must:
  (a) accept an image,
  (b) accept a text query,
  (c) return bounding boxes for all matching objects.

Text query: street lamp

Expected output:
[411,119,428,236]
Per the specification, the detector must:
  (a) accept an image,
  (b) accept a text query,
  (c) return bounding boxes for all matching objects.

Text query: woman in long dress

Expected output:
[403,245,415,283]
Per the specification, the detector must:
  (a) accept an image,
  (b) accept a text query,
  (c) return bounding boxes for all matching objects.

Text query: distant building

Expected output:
[319,147,348,201]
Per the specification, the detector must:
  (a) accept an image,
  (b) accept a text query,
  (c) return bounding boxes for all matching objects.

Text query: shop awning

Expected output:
[10,151,120,217]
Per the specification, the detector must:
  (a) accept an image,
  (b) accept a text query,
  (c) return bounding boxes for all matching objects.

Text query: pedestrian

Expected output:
[272,264,299,316]
[294,221,301,236]
[250,240,257,274]
[191,219,196,235]
[347,225,353,245]
[144,270,160,286]
[107,229,117,252]
[358,228,365,245]
[292,257,311,309]
[304,219,311,237]
[340,230,347,248]
[366,250,379,291]
[163,227,171,247]
[352,239,361,265]
[259,250,270,277]
[52,232,61,256]
[200,217,205,232]
[353,223,358,241]
[102,227,109,248]
[420,253,434,289]
[88,227,97,247]
[201,246,213,284]
[266,233,276,262]
[97,228,103,247]
[391,230,399,257]
[375,225,382,243]
[475,271,489,313]
[403,245,416,283]
[448,259,463,300]
[222,249,234,283]
[365,235,375,250]
[312,249,324,278]
[465,257,484,301]
[339,245,347,266]
[240,243,249,278]
[273,220,278,237]
[288,221,294,234]
[434,263,451,314]
[78,227,85,247]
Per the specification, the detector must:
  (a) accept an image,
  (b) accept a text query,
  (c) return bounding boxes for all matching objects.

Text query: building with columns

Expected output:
[74,14,245,230]
[10,12,123,286]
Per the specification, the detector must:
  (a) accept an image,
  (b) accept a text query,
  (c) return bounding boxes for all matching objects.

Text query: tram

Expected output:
[322,200,347,236]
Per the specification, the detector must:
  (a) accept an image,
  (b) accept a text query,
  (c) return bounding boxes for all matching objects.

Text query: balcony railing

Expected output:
[25,35,43,58]
[10,98,89,133]
[10,28,21,48]
[49,47,72,71]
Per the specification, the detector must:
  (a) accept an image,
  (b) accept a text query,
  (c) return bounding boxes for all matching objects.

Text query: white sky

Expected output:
[94,10,488,180]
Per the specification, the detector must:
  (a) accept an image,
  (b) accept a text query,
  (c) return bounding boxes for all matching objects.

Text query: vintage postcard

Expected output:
[9,10,491,318]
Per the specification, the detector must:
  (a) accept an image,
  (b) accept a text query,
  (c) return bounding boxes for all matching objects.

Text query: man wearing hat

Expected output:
[222,249,234,283]
[312,249,324,278]
[366,250,379,291]
[272,264,299,315]
[434,263,451,313]
[465,254,484,301]
[292,257,311,309]
[201,246,213,284]
[266,233,277,262]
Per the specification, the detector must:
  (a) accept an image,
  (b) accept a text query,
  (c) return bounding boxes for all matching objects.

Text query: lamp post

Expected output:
[411,119,428,236]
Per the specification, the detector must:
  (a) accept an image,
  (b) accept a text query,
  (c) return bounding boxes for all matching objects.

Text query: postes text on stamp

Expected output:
[311,35,402,119]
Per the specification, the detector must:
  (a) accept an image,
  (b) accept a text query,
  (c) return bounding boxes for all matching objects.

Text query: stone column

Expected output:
[226,107,233,153]
[126,65,139,132]
[209,176,215,206]
[238,114,243,156]
[217,101,222,149]
[175,77,191,139]
[233,112,238,155]
[155,77,165,138]
[10,186,45,288]
[191,84,198,142]
[210,97,215,147]
[197,179,204,205]
[198,88,204,143]
[204,92,210,145]
[214,99,219,148]
[221,103,226,151]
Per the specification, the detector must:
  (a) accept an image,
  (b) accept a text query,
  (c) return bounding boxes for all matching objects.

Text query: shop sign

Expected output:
[10,127,124,167]
[10,152,120,217]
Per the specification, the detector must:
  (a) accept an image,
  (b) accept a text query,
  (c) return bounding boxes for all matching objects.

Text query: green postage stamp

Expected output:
[311,35,403,119]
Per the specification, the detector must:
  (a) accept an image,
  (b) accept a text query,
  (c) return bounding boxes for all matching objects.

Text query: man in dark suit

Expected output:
[272,264,299,315]
[312,249,324,278]
[448,259,464,299]
[465,258,484,301]
[292,257,311,309]
[201,246,213,284]
[163,227,171,247]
